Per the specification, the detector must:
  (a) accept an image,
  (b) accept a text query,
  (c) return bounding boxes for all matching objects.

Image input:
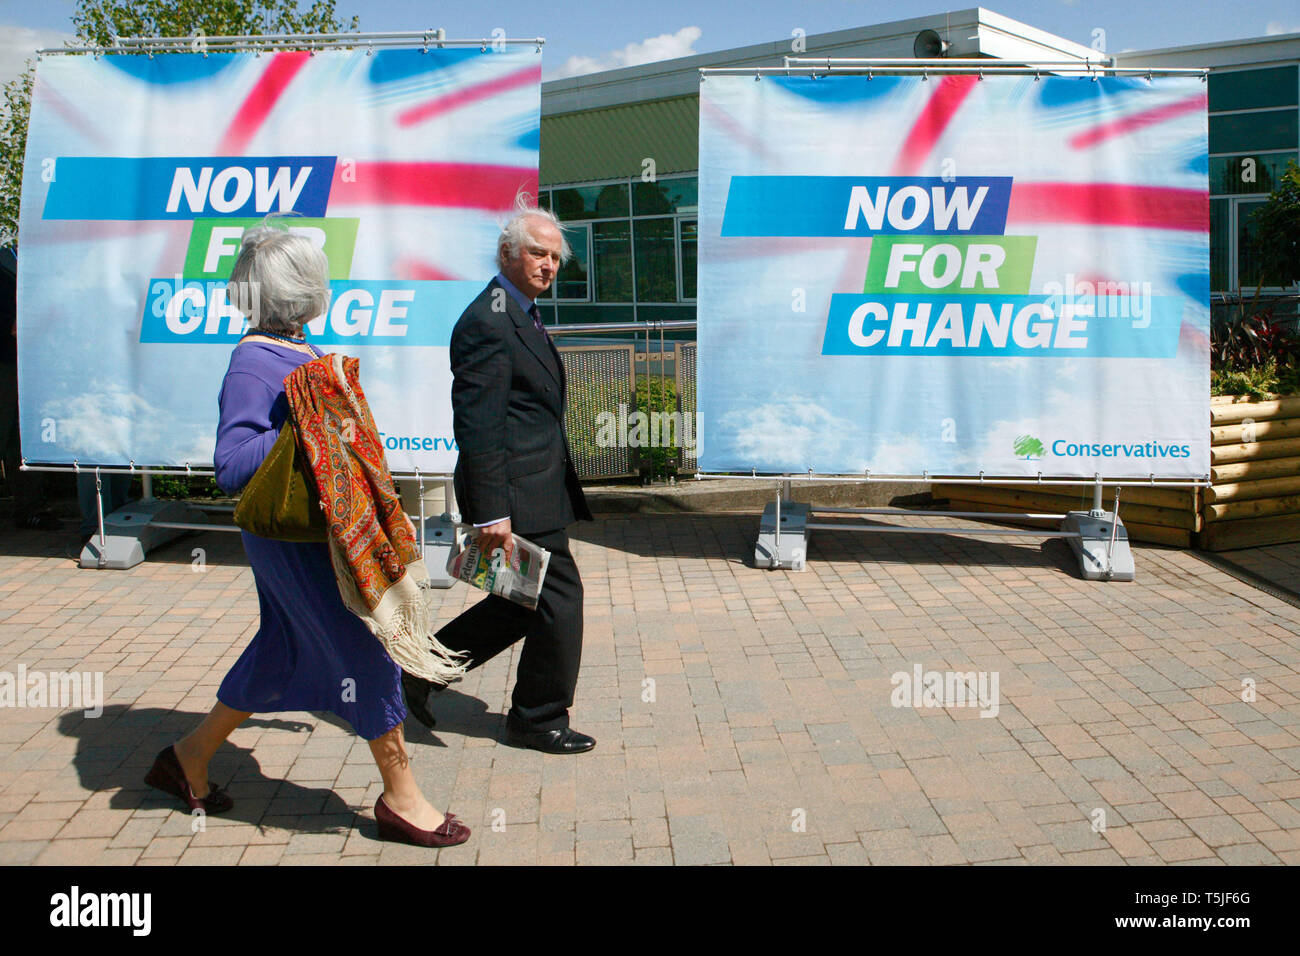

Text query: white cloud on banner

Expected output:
[557,26,702,78]
[43,387,214,465]
[1265,22,1300,35]
[0,25,75,88]
[718,397,869,472]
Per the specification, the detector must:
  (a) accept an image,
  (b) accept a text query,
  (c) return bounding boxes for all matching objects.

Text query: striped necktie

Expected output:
[528,303,549,339]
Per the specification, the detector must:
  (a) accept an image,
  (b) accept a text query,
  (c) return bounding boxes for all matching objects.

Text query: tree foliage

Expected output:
[72,0,358,47]
[0,0,358,250]
[0,69,34,248]
[1247,159,1300,290]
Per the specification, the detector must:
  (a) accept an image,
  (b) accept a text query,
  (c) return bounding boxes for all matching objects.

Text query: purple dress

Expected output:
[213,341,406,741]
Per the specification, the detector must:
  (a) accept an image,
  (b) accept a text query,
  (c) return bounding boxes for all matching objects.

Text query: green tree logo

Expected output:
[1013,434,1044,459]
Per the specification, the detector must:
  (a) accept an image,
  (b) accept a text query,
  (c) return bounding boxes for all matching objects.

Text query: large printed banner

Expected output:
[18,48,541,472]
[698,74,1210,478]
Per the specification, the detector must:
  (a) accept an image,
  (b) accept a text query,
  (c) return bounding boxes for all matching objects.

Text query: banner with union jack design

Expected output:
[698,73,1209,479]
[18,47,540,471]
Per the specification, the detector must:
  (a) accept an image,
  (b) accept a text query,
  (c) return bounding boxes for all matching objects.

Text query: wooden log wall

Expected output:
[1201,394,1300,550]
[933,393,1300,552]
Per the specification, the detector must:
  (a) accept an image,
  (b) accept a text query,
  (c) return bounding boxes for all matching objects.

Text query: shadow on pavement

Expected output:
[57,695,508,835]
[574,512,1086,577]
[59,706,360,834]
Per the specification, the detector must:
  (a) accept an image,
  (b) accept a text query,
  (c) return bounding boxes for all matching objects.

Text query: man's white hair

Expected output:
[228,224,330,334]
[496,193,571,270]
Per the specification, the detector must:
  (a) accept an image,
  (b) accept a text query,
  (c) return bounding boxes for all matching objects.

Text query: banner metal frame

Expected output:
[693,65,1212,578]
[701,59,1208,79]
[37,31,545,58]
[19,33,539,570]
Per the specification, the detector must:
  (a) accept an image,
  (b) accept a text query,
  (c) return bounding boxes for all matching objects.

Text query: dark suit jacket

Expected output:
[450,278,592,536]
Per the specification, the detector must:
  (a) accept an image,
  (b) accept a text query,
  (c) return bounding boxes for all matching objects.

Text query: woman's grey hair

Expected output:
[227,225,330,335]
[496,193,571,271]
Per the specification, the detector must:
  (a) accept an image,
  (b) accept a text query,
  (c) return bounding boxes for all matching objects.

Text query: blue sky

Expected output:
[3,0,1299,86]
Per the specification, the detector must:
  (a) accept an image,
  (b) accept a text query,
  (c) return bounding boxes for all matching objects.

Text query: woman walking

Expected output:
[144,226,468,848]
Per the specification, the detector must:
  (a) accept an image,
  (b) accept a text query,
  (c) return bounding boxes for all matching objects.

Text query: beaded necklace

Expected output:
[241,328,306,345]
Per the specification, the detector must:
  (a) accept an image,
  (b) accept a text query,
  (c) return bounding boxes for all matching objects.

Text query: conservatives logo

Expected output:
[1013,434,1044,459]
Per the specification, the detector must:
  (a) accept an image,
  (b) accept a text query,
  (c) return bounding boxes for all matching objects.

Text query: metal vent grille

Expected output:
[676,342,698,473]
[558,344,637,480]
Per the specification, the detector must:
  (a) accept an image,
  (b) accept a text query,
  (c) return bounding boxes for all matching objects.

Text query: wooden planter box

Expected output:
[933,392,1300,553]
[1201,392,1300,551]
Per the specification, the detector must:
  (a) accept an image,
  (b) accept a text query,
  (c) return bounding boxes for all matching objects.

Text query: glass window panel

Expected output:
[1209,66,1298,112]
[593,221,632,301]
[632,177,699,216]
[1210,153,1298,195]
[634,218,677,302]
[555,223,589,300]
[680,219,697,300]
[1210,198,1230,292]
[1209,110,1298,154]
[538,190,551,211]
[551,183,629,221]
[1237,198,1269,288]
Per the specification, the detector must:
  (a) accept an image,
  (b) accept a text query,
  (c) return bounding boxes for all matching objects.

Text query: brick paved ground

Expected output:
[0,515,1298,866]
[1213,543,1300,599]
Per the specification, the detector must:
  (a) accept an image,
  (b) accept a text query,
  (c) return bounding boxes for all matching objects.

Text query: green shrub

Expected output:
[1211,360,1300,400]
[635,376,682,480]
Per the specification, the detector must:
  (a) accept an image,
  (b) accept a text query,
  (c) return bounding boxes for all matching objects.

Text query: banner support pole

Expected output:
[1105,487,1123,578]
[94,468,106,564]
[414,473,457,589]
[774,483,782,559]
[756,477,809,571]
[415,468,425,556]
[1064,477,1133,581]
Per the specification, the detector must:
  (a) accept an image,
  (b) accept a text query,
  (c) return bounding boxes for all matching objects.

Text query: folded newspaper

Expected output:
[445,531,551,610]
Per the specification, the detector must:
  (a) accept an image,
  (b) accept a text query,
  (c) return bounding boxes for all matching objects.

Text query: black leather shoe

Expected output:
[505,720,596,754]
[401,673,445,730]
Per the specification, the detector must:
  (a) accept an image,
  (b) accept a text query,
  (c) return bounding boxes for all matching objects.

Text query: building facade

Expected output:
[535,8,1300,330]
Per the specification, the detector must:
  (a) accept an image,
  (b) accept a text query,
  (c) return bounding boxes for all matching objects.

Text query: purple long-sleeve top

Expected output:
[214,341,320,495]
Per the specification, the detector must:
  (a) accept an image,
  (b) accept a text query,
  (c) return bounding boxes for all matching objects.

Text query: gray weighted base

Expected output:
[1062,510,1135,582]
[755,501,809,571]
[419,512,460,589]
[79,499,208,570]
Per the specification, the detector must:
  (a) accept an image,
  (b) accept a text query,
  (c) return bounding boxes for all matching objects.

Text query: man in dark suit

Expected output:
[404,204,595,754]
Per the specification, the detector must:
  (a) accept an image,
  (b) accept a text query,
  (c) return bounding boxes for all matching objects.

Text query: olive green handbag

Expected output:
[232,422,329,542]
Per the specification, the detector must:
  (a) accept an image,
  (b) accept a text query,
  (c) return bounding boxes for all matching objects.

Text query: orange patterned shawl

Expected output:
[284,354,466,684]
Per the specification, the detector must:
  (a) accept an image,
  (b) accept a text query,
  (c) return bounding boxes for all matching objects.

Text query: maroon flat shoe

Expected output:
[143,744,234,814]
[375,795,470,848]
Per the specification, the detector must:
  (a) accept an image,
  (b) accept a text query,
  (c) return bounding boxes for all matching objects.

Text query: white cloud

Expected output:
[1265,21,1300,35]
[0,25,76,88]
[44,386,214,465]
[718,397,872,472]
[557,26,702,79]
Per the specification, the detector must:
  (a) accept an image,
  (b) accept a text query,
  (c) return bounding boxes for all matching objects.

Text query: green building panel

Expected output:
[541,96,700,186]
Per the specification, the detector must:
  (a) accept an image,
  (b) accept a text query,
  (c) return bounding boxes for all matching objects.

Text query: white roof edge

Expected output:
[541,8,985,95]
[541,6,1115,114]
[974,7,1099,60]
[1119,30,1300,61]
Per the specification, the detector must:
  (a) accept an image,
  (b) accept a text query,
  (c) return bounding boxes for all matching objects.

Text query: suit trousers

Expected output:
[435,527,582,732]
